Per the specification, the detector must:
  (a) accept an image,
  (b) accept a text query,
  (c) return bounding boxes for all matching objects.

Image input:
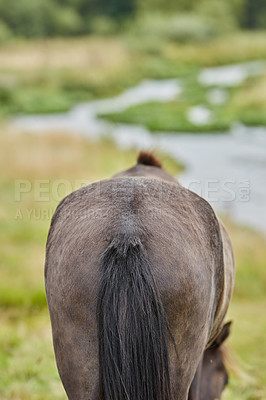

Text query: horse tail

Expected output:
[97,234,172,400]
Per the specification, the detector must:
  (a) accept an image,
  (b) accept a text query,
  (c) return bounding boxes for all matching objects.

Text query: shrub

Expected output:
[0,0,83,37]
[0,20,12,44]
[52,7,83,36]
[90,16,118,36]
[0,85,13,104]
[166,14,219,43]
[0,0,53,37]
[195,0,238,32]
[129,13,220,44]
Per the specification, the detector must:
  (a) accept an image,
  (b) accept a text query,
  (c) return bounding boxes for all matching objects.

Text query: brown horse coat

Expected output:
[45,152,235,400]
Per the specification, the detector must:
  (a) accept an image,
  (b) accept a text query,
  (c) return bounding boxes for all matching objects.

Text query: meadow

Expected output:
[0,127,265,399]
[1,32,266,133]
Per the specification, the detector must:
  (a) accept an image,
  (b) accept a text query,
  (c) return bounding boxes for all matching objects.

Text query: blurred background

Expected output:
[0,0,266,399]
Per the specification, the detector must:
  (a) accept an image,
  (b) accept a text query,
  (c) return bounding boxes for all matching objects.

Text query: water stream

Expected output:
[10,62,266,233]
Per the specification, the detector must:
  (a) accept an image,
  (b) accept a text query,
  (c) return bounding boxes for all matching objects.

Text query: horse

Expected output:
[188,321,231,400]
[45,151,235,400]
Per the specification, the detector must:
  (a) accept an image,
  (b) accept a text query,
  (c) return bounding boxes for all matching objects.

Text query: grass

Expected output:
[0,310,65,400]
[0,36,139,116]
[220,221,266,400]
[0,127,265,399]
[1,31,266,123]
[99,100,233,133]
[99,72,266,134]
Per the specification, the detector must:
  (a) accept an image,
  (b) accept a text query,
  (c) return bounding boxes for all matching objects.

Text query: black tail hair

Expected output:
[97,234,172,400]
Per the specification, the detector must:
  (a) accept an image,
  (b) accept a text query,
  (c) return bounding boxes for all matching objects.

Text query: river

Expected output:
[10,61,266,234]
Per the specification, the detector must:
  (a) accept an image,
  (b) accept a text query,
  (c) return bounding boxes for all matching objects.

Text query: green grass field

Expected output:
[0,127,265,399]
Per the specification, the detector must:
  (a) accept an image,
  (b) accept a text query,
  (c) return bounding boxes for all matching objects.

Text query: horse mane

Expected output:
[137,151,162,168]
[221,344,252,382]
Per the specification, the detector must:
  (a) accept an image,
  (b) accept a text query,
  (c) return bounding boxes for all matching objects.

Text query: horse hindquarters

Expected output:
[45,177,225,400]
